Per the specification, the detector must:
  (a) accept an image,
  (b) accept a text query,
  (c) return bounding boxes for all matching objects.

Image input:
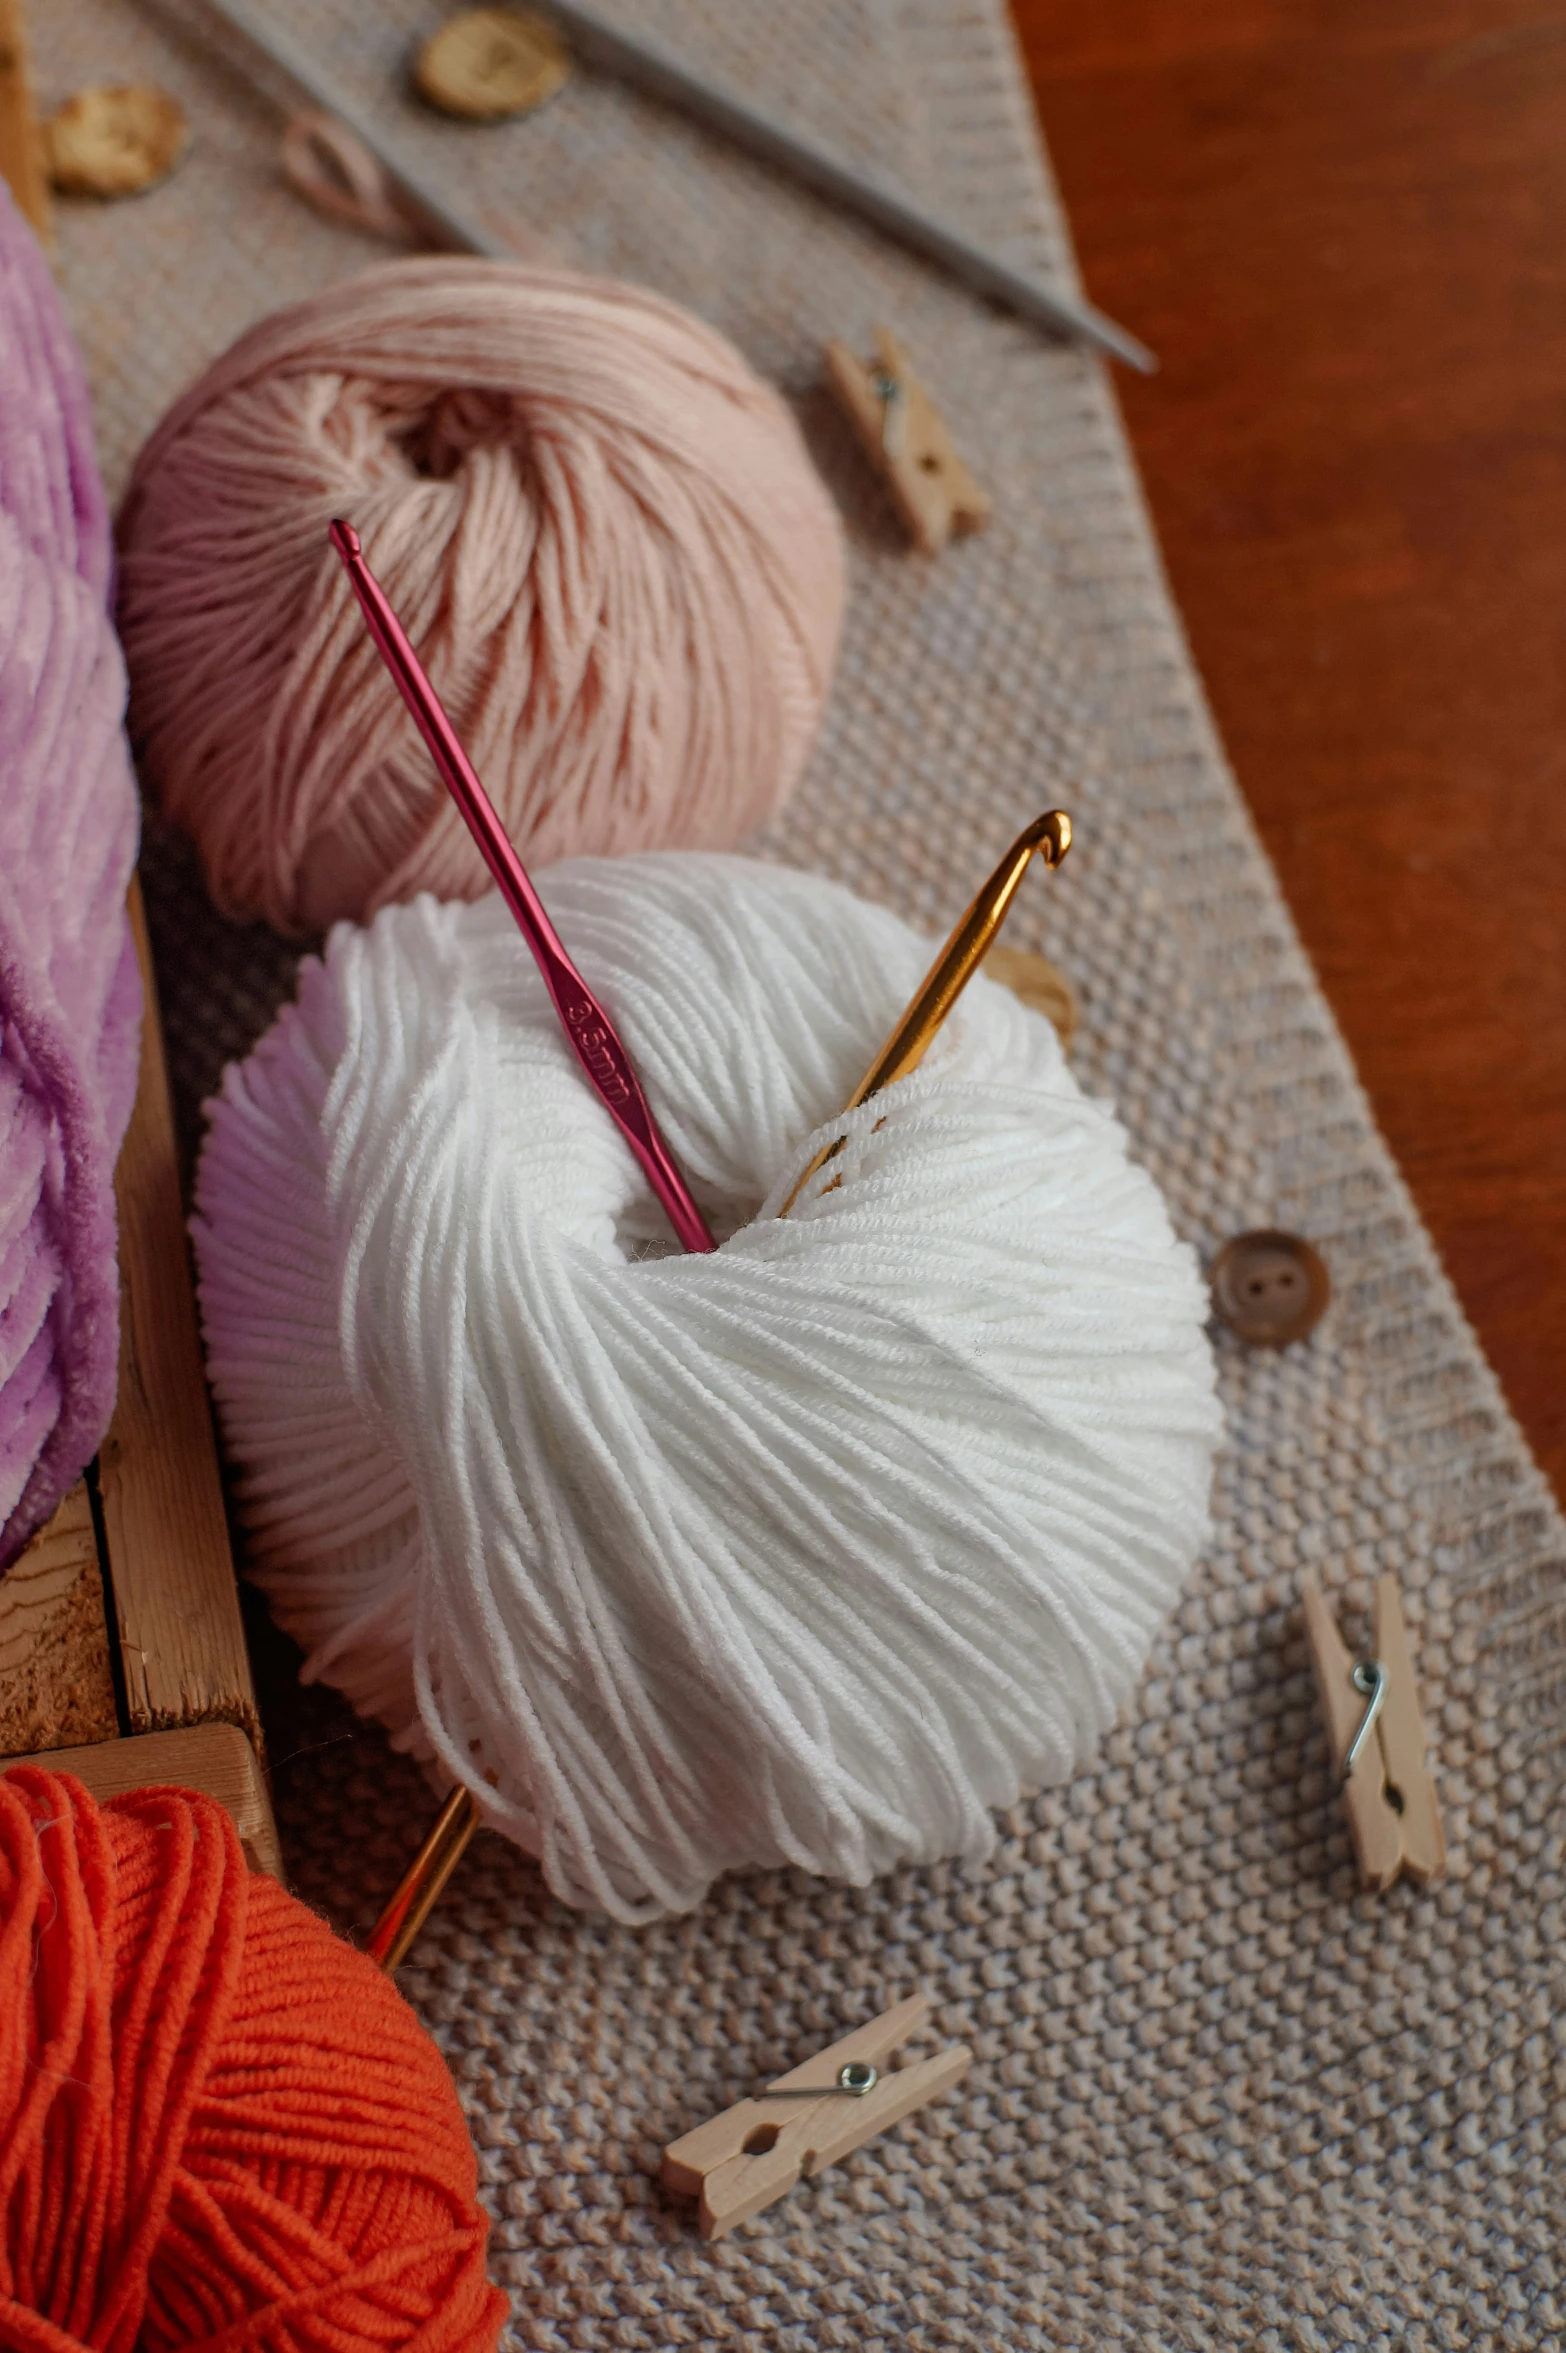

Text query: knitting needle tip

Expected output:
[329,516,361,560]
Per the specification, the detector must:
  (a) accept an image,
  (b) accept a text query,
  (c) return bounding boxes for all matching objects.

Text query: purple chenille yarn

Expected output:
[0,184,141,1568]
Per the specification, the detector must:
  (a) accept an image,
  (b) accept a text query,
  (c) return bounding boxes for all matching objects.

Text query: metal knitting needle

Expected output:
[331,521,715,1257]
[1341,1658,1388,1783]
[543,3,1154,372]
[363,805,1072,1971]
[193,0,1151,370]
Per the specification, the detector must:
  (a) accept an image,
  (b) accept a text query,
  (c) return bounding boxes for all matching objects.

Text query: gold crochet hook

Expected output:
[776,808,1071,1216]
[366,807,1072,1971]
[365,1782,479,1970]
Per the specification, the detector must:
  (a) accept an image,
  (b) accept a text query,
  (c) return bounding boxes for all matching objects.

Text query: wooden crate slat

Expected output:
[98,883,264,1751]
[0,1481,117,1753]
[3,1723,283,1880]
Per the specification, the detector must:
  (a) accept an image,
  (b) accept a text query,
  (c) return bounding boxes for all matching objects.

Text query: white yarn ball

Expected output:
[192,853,1222,1921]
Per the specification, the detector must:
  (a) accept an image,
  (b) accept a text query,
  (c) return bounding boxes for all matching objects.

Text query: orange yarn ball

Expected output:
[0,1767,505,2353]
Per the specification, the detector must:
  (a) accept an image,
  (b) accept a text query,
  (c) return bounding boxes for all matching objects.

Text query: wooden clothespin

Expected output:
[825,327,993,555]
[1301,1573,1445,1891]
[661,1991,970,2240]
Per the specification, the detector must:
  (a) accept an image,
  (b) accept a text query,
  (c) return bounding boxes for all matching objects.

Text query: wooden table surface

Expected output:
[1015,0,1566,1502]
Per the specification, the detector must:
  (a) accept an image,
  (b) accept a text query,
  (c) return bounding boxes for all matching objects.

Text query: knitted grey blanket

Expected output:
[39,2,1565,2343]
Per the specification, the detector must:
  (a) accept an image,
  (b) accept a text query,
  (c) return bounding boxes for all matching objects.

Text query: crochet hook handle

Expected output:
[330,520,714,1256]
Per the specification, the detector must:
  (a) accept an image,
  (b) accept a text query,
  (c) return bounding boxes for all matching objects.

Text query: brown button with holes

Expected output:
[1209,1229,1331,1347]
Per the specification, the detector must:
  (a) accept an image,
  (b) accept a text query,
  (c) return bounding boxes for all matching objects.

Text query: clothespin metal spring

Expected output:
[1340,1657,1387,1783]
[868,365,907,459]
[763,2060,879,2099]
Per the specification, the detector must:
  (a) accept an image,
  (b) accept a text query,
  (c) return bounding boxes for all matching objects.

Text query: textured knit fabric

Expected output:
[36,3,1566,2347]
[0,183,140,1569]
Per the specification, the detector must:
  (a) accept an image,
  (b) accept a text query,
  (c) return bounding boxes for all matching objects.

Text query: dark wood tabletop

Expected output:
[1014,0,1566,1501]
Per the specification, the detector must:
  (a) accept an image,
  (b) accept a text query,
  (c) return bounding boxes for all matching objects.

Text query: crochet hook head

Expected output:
[848,809,1070,1106]
[774,809,1072,1218]
[329,520,714,1257]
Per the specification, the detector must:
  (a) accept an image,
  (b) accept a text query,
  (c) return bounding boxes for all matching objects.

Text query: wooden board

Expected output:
[99,884,263,1750]
[3,1723,283,1880]
[0,1482,117,1754]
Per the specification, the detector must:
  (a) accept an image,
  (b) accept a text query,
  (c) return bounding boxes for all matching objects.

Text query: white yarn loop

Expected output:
[193,853,1221,1920]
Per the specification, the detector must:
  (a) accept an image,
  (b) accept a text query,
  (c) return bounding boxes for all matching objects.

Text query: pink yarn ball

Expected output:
[117,260,845,933]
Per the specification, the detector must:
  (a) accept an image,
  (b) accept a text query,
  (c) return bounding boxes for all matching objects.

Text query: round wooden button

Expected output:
[415,8,570,121]
[1209,1229,1330,1347]
[982,944,1078,1051]
[45,85,188,199]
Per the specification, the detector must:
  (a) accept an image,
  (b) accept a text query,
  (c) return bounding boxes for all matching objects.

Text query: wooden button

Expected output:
[45,85,188,198]
[415,8,569,121]
[1209,1229,1330,1346]
[982,944,1078,1052]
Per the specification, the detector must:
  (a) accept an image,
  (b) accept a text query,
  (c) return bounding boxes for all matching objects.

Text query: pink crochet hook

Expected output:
[330,519,715,1255]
